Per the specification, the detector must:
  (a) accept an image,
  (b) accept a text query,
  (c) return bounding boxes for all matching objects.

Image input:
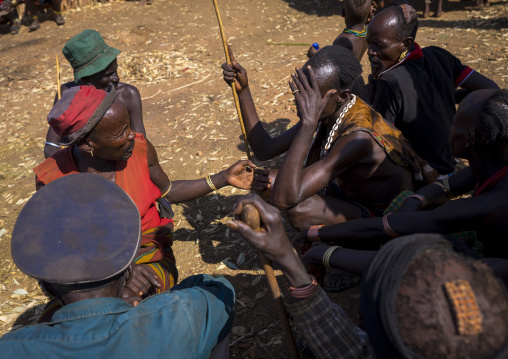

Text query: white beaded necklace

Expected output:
[322,94,357,157]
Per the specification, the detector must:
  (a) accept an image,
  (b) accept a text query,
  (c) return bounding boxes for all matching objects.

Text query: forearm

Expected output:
[308,245,376,275]
[319,218,389,250]
[165,171,228,204]
[400,167,477,211]
[44,127,61,158]
[270,123,315,208]
[238,88,293,160]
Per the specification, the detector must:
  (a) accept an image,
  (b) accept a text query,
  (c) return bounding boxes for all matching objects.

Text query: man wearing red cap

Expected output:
[34,84,271,318]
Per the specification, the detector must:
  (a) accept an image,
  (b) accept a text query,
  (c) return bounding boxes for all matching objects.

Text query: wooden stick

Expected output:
[56,55,61,100]
[212,0,252,161]
[240,204,300,359]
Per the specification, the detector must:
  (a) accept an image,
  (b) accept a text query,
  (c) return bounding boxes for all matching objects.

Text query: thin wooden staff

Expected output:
[212,0,251,161]
[56,55,61,100]
[241,204,300,359]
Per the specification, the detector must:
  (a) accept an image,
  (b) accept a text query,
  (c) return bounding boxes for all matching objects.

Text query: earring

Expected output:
[91,150,94,157]
[398,50,408,62]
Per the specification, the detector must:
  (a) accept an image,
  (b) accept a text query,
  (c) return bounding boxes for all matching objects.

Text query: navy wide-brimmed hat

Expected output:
[11,173,141,284]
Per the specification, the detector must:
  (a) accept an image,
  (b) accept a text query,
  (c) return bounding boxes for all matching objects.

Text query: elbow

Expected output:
[253,151,274,162]
[269,193,297,210]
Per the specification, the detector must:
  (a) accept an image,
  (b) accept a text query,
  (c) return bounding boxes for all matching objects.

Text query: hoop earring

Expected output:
[398,50,408,62]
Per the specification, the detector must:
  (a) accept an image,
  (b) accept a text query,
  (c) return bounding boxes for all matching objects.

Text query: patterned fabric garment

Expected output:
[305,97,438,184]
[286,286,374,359]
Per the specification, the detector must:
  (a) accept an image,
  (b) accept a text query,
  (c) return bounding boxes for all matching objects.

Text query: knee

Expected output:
[286,203,311,231]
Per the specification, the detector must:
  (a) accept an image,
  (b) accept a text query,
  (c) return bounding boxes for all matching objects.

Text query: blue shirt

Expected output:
[0,274,235,359]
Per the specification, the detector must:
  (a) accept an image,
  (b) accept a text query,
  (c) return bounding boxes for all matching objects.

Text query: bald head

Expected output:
[372,2,418,41]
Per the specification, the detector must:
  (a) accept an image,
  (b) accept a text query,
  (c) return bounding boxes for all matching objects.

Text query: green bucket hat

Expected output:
[63,29,121,82]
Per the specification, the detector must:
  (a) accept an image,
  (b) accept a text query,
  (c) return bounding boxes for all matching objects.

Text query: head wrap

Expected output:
[47,84,116,146]
[361,234,508,358]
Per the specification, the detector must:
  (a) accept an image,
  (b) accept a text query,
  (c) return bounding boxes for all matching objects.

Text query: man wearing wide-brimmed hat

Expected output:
[44,29,146,159]
[0,174,235,358]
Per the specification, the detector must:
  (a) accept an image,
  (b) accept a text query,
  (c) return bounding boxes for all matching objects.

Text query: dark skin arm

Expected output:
[315,194,491,249]
[146,138,271,203]
[116,83,146,135]
[460,71,499,91]
[270,66,370,209]
[398,166,477,211]
[222,47,301,161]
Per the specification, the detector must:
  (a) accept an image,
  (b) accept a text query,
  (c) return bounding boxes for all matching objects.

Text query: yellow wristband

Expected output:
[206,175,218,191]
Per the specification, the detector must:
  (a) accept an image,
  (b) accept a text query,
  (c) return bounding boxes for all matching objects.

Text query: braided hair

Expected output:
[306,45,362,90]
[477,89,508,162]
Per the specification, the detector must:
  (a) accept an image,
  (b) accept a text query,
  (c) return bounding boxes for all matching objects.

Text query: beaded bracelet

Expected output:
[407,194,427,209]
[307,225,324,242]
[322,246,342,270]
[206,175,218,191]
[288,275,318,299]
[382,214,399,238]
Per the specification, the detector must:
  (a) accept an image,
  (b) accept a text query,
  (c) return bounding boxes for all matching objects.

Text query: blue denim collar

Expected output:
[51,297,132,323]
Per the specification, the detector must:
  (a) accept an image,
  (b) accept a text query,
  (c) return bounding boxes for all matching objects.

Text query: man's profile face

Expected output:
[86,59,120,90]
[88,100,135,161]
[367,10,405,78]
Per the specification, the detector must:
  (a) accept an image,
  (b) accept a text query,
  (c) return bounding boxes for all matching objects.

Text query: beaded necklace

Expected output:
[343,25,367,38]
[473,165,508,196]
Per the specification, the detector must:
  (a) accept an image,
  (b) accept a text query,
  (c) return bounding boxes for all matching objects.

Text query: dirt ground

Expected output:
[0,0,507,357]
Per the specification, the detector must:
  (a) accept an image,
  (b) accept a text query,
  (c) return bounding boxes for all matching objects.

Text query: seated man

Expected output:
[0,174,234,358]
[228,196,508,358]
[224,45,436,231]
[45,30,144,158]
[0,0,21,34]
[307,0,372,62]
[294,89,508,263]
[365,2,499,175]
[25,0,63,31]
[33,85,270,313]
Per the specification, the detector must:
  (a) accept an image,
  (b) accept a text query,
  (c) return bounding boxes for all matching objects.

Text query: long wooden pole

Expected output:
[56,55,61,100]
[240,204,300,359]
[212,0,251,161]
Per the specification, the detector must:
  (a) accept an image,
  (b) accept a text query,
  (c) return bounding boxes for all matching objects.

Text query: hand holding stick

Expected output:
[240,203,300,359]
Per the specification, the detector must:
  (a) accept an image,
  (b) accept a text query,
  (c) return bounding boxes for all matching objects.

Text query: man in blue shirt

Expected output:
[0,173,234,359]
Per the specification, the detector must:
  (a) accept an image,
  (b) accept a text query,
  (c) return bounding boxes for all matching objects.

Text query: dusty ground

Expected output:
[0,0,507,357]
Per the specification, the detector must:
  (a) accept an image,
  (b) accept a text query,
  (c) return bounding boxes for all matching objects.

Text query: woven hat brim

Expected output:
[74,46,121,82]
[59,85,117,146]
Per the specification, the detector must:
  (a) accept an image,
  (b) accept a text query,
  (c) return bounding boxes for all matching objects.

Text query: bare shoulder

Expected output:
[117,83,141,99]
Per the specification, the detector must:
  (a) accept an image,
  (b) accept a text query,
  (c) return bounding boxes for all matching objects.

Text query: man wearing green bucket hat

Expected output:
[44,29,146,158]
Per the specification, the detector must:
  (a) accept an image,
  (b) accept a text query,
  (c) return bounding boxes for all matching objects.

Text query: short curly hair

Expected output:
[306,45,362,90]
[378,2,418,40]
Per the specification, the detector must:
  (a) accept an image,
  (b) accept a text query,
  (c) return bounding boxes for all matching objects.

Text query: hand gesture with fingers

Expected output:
[289,66,337,128]
[122,264,161,304]
[226,160,272,191]
[221,47,248,92]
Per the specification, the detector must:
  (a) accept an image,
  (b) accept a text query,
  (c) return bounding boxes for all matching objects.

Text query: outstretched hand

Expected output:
[221,46,249,92]
[226,160,272,191]
[289,65,337,128]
